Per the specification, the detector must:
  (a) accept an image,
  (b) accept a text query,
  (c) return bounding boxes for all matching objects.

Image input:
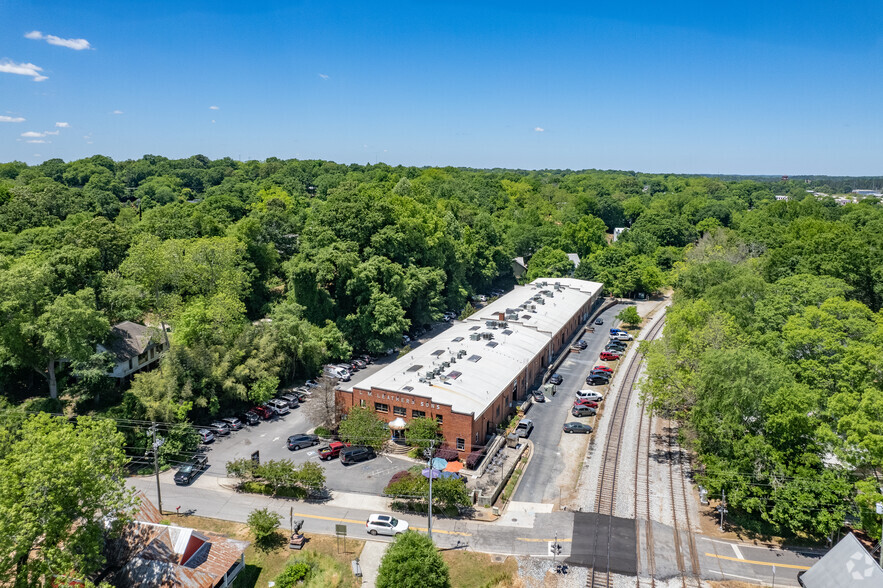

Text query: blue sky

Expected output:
[2,1,882,174]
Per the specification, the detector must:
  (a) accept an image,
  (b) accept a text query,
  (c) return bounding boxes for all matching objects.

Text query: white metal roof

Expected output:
[343,278,602,417]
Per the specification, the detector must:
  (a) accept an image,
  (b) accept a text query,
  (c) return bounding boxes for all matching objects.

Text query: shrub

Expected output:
[377,531,450,588]
[247,508,282,552]
[276,561,312,588]
[314,426,332,438]
[434,445,458,462]
[466,448,485,469]
[387,470,411,487]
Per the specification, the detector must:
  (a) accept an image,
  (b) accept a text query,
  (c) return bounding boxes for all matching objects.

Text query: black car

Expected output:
[589,369,612,379]
[287,434,320,450]
[576,340,588,350]
[586,376,609,386]
[605,342,627,352]
[549,373,563,385]
[340,446,376,465]
[563,422,594,434]
[174,454,208,485]
[359,354,373,365]
[239,411,260,426]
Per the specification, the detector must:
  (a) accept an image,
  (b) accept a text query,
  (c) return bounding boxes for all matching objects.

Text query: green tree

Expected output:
[247,508,283,552]
[0,413,135,586]
[339,406,389,449]
[376,531,451,588]
[524,247,574,282]
[405,417,442,453]
[616,306,641,328]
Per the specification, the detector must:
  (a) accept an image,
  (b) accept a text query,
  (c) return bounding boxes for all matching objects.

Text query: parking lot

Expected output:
[168,321,459,495]
[511,303,629,503]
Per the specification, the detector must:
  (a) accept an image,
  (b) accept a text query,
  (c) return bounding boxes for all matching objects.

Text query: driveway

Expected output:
[512,303,628,504]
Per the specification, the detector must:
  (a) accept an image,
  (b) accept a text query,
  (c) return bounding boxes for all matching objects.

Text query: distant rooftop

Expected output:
[343,277,602,417]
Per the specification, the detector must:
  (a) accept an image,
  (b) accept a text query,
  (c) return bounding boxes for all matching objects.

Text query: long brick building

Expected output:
[337,277,603,454]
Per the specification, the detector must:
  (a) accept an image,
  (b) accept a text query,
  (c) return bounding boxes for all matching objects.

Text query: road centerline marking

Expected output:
[704,553,809,570]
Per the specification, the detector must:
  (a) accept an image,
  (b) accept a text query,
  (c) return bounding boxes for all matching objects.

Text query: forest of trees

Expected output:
[1,154,882,538]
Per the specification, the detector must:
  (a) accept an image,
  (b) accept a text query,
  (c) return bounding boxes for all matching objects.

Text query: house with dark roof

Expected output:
[97,322,166,379]
[103,493,248,588]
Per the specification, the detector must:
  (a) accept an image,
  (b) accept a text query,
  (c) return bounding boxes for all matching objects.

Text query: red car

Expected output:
[592,365,613,373]
[251,405,274,420]
[318,441,351,461]
[573,399,600,409]
[599,351,621,361]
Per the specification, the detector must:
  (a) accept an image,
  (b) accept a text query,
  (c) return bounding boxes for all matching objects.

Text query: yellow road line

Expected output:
[704,553,810,570]
[517,537,573,543]
[292,513,471,537]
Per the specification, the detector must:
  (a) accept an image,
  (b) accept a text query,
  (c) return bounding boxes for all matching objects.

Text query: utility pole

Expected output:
[719,489,727,531]
[151,424,164,515]
[427,440,435,542]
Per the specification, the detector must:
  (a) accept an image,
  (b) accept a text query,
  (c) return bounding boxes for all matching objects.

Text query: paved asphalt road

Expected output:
[512,303,627,503]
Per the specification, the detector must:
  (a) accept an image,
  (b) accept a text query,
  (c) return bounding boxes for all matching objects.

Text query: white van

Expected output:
[324,365,350,381]
[575,390,604,402]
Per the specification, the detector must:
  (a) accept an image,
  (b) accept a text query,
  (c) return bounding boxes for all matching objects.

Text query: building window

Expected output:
[436,415,443,425]
[393,406,406,416]
[412,409,426,419]
[360,399,366,408]
[456,438,465,451]
[138,352,148,364]
[128,358,133,370]
[375,402,389,413]
[495,405,499,416]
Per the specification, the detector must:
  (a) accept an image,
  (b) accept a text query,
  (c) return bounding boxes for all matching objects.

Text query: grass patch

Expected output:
[499,453,529,504]
[169,514,364,588]
[442,551,517,588]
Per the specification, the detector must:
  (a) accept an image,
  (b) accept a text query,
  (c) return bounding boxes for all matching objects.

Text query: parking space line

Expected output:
[704,553,809,570]
[517,537,572,542]
[273,437,279,442]
[732,543,744,559]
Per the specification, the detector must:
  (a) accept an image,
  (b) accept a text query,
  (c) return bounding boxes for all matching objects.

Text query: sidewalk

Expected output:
[357,540,389,588]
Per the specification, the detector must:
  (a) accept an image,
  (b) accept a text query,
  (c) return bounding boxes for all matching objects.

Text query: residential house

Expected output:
[97,322,166,379]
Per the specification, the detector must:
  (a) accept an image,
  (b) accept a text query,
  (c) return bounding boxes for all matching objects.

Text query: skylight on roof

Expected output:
[431,349,444,357]
[469,325,481,331]
[502,329,513,335]
[467,355,481,362]
[407,365,423,372]
[486,341,498,348]
[452,336,464,342]
[447,371,462,379]
[402,386,414,392]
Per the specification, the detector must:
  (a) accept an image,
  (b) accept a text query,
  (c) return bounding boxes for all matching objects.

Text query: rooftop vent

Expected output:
[469,333,480,341]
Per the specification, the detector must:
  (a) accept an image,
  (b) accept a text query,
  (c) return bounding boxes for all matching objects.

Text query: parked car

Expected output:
[606,339,627,348]
[575,389,604,402]
[287,433,320,450]
[599,351,621,361]
[220,417,243,431]
[277,393,300,408]
[572,405,597,417]
[366,514,409,536]
[592,365,613,373]
[358,355,373,365]
[304,379,320,388]
[210,421,231,436]
[340,446,377,465]
[198,429,215,443]
[515,419,534,438]
[549,373,563,385]
[323,365,350,381]
[588,371,611,382]
[610,328,627,336]
[575,339,588,350]
[532,390,546,403]
[573,398,599,409]
[348,361,361,372]
[595,318,604,325]
[611,332,633,341]
[251,405,274,420]
[586,375,609,386]
[174,454,208,485]
[240,411,260,426]
[352,359,367,369]
[563,422,594,434]
[318,441,351,460]
[402,334,411,344]
[266,399,290,415]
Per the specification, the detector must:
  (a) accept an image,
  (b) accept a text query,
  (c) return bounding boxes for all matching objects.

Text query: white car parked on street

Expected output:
[575,390,604,402]
[366,514,409,536]
[611,332,633,341]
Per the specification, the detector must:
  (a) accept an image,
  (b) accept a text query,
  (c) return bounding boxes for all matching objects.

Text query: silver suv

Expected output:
[266,399,290,415]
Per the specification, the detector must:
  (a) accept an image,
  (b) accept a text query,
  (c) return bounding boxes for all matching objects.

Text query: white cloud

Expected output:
[112,110,123,115]
[318,73,329,80]
[55,121,70,128]
[209,105,219,110]
[26,139,48,144]
[0,59,48,81]
[25,30,91,51]
[534,127,545,132]
[21,130,59,138]
[0,115,26,123]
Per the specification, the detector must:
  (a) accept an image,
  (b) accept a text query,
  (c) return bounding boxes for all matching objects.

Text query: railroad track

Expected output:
[587,313,666,588]
[634,400,655,588]
[667,422,702,587]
